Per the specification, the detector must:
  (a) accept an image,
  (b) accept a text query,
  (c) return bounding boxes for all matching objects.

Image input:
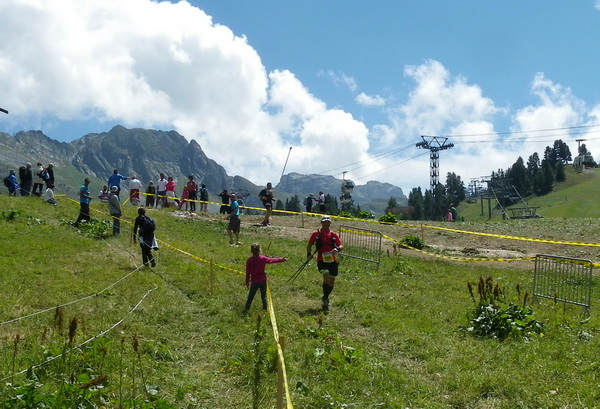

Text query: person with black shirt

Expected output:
[258,182,274,226]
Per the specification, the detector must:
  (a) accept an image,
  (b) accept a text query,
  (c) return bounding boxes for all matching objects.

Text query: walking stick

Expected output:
[288,249,317,283]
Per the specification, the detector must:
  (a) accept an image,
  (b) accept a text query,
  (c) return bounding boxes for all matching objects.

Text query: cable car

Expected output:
[341,179,355,194]
[573,154,595,173]
[339,179,355,205]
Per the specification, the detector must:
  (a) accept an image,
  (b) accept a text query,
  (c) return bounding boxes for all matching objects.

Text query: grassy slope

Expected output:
[0,188,599,408]
[459,166,600,221]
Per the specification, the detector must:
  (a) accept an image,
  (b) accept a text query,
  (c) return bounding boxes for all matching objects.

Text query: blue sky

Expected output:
[2,0,600,193]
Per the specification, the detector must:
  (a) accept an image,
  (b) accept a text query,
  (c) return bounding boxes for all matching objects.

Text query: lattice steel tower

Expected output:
[415,135,454,193]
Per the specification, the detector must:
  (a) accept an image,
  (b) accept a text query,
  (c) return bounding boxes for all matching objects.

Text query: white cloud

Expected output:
[355,92,386,107]
[320,70,358,92]
[0,0,373,186]
[1,1,598,195]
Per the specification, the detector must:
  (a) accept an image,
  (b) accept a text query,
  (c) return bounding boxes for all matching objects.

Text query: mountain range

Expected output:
[0,125,407,213]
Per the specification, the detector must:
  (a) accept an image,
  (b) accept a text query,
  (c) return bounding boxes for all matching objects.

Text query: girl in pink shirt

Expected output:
[244,243,287,313]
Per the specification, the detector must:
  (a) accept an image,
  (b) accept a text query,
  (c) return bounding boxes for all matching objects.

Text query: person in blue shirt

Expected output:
[7,169,20,196]
[227,193,241,246]
[75,178,93,226]
[107,169,128,196]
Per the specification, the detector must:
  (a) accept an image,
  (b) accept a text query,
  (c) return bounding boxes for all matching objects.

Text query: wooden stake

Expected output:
[210,258,214,296]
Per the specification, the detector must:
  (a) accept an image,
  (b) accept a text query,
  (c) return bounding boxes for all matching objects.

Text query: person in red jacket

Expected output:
[244,243,287,314]
[306,215,343,310]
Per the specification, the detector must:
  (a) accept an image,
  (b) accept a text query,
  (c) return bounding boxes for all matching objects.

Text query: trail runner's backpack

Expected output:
[139,215,156,235]
[3,176,10,188]
[314,230,337,251]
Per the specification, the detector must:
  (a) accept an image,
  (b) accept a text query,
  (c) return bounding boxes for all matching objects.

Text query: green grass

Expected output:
[0,193,599,408]
[459,166,600,221]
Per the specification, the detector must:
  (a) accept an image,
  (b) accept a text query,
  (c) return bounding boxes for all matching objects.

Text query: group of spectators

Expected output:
[4,162,57,205]
[104,170,209,213]
[4,165,344,312]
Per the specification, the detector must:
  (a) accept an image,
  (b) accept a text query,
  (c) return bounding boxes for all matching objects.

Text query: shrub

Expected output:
[357,210,374,220]
[400,234,424,250]
[378,213,397,224]
[461,276,544,341]
[65,218,112,239]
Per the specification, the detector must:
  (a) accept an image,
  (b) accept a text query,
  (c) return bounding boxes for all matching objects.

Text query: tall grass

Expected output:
[0,193,599,408]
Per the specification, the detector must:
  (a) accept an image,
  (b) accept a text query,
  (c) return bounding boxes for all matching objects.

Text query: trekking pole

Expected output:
[288,249,317,283]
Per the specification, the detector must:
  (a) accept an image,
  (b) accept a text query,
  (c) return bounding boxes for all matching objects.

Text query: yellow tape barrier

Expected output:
[65,196,294,407]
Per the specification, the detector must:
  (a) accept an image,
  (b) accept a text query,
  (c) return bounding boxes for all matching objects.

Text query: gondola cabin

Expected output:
[573,154,595,173]
[340,179,355,205]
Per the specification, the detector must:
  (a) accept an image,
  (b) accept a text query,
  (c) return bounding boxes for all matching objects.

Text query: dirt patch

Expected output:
[171,210,600,268]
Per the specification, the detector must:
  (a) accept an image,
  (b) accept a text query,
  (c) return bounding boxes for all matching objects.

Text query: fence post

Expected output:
[210,258,214,296]
[276,336,285,409]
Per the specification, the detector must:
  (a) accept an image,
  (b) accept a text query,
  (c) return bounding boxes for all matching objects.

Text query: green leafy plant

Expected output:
[0,209,22,221]
[65,218,112,239]
[378,212,397,224]
[338,211,353,218]
[400,234,424,249]
[357,210,374,220]
[461,277,544,341]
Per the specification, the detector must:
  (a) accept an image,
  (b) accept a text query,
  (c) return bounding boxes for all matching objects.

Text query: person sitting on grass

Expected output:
[244,243,287,314]
[44,184,58,205]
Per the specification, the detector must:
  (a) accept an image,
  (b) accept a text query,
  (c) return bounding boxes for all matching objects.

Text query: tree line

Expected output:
[398,139,592,221]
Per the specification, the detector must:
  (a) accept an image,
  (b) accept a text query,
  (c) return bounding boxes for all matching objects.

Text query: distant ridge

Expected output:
[0,126,407,213]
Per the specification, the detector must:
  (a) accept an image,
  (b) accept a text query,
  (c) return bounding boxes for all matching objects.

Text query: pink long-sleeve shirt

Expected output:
[245,255,286,286]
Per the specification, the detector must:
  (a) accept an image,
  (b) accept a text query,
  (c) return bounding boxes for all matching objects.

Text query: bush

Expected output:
[461,277,544,341]
[65,218,112,239]
[400,234,424,249]
[357,210,374,220]
[378,213,397,224]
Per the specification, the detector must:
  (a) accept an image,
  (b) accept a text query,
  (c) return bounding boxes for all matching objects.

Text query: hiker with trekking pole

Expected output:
[305,215,343,310]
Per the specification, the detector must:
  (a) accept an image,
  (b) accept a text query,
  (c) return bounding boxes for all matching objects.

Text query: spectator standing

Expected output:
[218,189,230,214]
[44,164,55,188]
[317,191,327,213]
[145,181,156,207]
[107,169,128,196]
[244,243,287,314]
[258,182,275,226]
[129,175,142,206]
[133,207,157,267]
[178,185,189,211]
[108,185,122,236]
[304,193,314,213]
[227,193,241,246]
[306,215,343,310]
[165,176,176,207]
[75,178,93,226]
[450,204,458,222]
[19,163,33,196]
[32,163,45,196]
[186,175,198,213]
[98,185,110,203]
[7,169,19,196]
[199,183,209,213]
[44,184,58,205]
[155,173,167,208]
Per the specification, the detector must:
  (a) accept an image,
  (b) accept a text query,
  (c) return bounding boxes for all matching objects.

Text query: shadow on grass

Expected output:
[298,307,328,317]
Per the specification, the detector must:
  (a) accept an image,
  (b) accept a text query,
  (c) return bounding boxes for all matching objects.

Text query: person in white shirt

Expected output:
[32,162,45,196]
[155,173,168,208]
[128,176,142,206]
[44,184,58,205]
